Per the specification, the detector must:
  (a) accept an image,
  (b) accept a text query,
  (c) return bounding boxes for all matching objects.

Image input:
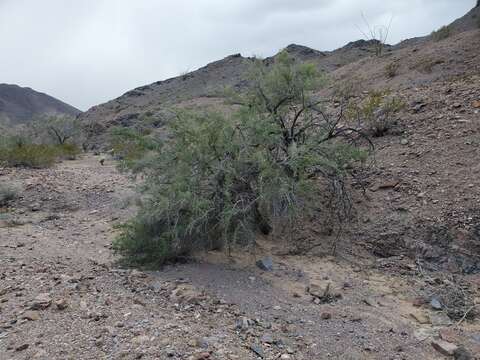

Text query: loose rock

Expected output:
[22,310,41,321]
[256,257,273,272]
[431,339,458,356]
[30,293,52,310]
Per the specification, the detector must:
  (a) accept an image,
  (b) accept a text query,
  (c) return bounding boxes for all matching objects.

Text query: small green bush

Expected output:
[0,142,81,168]
[0,144,58,168]
[347,90,404,137]
[431,26,451,41]
[56,143,81,160]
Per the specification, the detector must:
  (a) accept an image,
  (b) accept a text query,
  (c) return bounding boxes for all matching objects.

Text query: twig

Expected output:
[456,305,477,327]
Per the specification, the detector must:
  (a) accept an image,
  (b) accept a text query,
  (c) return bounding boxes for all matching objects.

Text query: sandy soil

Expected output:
[1,155,479,359]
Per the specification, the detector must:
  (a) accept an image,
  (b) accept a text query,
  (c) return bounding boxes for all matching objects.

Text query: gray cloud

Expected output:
[0,0,474,111]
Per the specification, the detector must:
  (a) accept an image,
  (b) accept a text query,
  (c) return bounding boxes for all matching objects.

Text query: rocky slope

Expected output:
[0,84,81,125]
[78,5,479,137]
[77,39,392,132]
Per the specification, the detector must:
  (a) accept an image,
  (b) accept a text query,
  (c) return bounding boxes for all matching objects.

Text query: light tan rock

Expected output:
[431,339,458,356]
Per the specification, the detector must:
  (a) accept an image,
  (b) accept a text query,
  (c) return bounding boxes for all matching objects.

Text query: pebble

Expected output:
[430,297,442,310]
[22,310,41,321]
[260,334,274,344]
[321,312,332,320]
[453,346,473,360]
[55,298,68,310]
[30,293,52,310]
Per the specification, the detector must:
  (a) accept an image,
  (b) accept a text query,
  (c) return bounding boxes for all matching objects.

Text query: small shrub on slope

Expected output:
[347,90,404,137]
[431,26,451,42]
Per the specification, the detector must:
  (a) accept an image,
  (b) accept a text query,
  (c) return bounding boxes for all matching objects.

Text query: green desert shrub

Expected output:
[347,90,404,137]
[108,127,161,172]
[0,139,81,168]
[113,51,370,266]
[431,26,451,41]
[0,116,82,168]
[0,143,58,168]
[55,143,82,160]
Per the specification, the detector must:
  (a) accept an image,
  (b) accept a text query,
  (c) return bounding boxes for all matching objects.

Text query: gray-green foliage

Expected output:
[114,51,369,266]
[109,126,161,173]
[33,115,82,146]
[0,117,82,168]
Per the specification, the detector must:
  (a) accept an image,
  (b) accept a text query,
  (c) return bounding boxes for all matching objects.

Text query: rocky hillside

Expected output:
[77,39,392,131]
[79,5,479,136]
[0,84,81,125]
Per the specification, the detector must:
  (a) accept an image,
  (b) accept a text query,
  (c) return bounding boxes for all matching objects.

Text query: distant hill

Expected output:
[0,84,81,125]
[447,2,480,33]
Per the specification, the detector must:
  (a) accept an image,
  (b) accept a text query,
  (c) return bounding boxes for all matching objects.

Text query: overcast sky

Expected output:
[0,0,474,111]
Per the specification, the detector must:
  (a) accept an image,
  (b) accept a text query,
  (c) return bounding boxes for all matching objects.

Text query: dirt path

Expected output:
[1,156,478,359]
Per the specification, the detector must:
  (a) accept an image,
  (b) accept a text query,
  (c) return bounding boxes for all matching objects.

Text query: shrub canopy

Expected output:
[114,52,369,266]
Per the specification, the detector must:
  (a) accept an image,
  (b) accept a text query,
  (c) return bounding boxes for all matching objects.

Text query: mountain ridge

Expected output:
[0,83,81,125]
[78,4,480,139]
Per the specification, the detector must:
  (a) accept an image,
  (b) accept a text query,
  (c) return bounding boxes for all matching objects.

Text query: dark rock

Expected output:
[256,257,273,271]
[321,312,332,320]
[15,344,29,351]
[250,343,264,358]
[454,346,473,360]
[235,316,253,330]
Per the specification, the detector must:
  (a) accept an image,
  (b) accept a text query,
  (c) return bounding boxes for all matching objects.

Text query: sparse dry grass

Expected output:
[385,62,400,78]
[431,26,451,42]
[411,57,445,74]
